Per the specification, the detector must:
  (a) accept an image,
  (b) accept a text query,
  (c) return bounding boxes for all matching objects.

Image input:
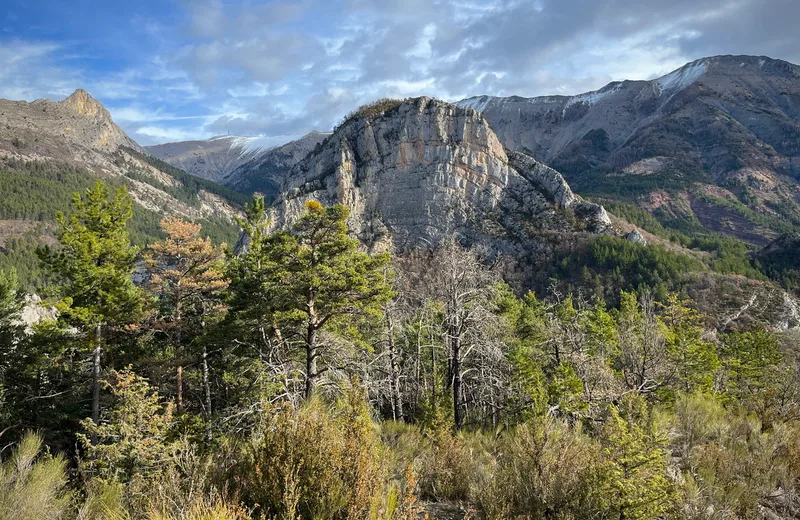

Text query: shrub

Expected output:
[416,411,483,502]
[146,496,249,520]
[0,432,70,520]
[477,418,600,520]
[241,390,386,520]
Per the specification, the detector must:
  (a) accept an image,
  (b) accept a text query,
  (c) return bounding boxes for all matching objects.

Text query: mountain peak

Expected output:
[61,88,108,118]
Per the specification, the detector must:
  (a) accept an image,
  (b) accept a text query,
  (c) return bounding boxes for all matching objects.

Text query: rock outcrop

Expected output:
[271,97,610,251]
[624,229,647,245]
[0,88,142,158]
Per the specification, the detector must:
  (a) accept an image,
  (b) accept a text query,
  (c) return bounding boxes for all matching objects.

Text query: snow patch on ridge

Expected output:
[210,135,301,158]
[457,95,565,113]
[655,60,708,95]
[561,83,623,116]
[457,95,495,113]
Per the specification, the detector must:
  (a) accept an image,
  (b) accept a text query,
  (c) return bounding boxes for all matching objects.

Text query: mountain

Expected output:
[457,55,800,245]
[145,134,283,184]
[146,131,329,198]
[0,88,143,160]
[271,97,612,253]
[0,89,246,286]
[223,131,329,197]
[261,96,798,329]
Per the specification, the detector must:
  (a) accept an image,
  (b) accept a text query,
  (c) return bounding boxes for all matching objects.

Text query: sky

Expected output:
[1,0,798,146]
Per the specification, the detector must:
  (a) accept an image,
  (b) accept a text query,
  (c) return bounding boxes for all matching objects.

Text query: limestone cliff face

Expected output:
[0,89,142,157]
[272,97,610,251]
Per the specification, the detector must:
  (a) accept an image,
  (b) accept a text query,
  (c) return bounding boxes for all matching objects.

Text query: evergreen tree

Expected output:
[145,217,228,413]
[38,181,142,423]
[78,368,182,501]
[0,270,25,376]
[0,270,24,425]
[658,294,719,394]
[720,327,782,405]
[593,398,674,520]
[232,201,393,399]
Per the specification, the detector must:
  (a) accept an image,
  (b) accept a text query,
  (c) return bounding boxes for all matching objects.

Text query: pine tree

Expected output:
[236,201,393,399]
[658,294,719,394]
[593,398,674,520]
[0,269,24,425]
[145,217,228,413]
[39,181,141,423]
[78,367,181,491]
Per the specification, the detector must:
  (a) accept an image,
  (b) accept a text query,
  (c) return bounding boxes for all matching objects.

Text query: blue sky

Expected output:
[2,0,798,146]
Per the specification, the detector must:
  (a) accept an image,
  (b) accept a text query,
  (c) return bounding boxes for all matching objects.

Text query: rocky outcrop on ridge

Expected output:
[271,97,611,252]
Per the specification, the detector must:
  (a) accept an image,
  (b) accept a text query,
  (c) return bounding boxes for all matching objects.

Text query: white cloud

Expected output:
[135,125,209,143]
[2,0,799,146]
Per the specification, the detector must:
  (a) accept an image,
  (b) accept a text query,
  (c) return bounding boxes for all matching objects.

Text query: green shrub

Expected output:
[241,391,386,520]
[416,412,484,502]
[0,432,70,520]
[477,417,600,520]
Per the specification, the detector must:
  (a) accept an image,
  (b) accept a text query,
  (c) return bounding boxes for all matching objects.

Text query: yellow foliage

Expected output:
[304,199,323,213]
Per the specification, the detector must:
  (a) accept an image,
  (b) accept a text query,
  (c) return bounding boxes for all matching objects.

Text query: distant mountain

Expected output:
[457,55,800,244]
[0,89,245,286]
[223,131,329,198]
[145,134,283,184]
[147,131,329,198]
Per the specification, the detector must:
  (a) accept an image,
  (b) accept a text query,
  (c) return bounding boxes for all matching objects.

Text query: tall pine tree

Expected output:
[230,200,393,399]
[39,181,141,423]
[145,217,228,413]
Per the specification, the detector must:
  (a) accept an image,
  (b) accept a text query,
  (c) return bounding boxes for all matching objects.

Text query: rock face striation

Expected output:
[271,97,611,251]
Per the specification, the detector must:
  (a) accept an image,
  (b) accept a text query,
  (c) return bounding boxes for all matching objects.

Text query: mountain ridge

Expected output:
[270,96,613,252]
[456,54,800,244]
[146,131,330,195]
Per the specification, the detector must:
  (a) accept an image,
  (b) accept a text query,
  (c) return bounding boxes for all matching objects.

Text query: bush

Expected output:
[477,418,600,520]
[0,432,70,520]
[416,412,484,502]
[146,496,249,520]
[241,391,387,520]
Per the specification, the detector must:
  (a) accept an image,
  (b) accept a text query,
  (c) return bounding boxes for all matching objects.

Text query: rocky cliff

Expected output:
[0,88,142,160]
[458,55,800,244]
[272,97,611,251]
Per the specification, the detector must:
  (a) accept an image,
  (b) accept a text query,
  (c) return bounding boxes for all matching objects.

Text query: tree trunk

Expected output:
[387,313,404,421]
[92,322,102,423]
[305,324,317,399]
[452,333,463,430]
[202,344,211,415]
[175,299,183,412]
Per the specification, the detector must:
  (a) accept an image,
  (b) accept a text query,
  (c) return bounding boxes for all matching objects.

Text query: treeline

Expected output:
[0,159,240,288]
[1,182,799,519]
